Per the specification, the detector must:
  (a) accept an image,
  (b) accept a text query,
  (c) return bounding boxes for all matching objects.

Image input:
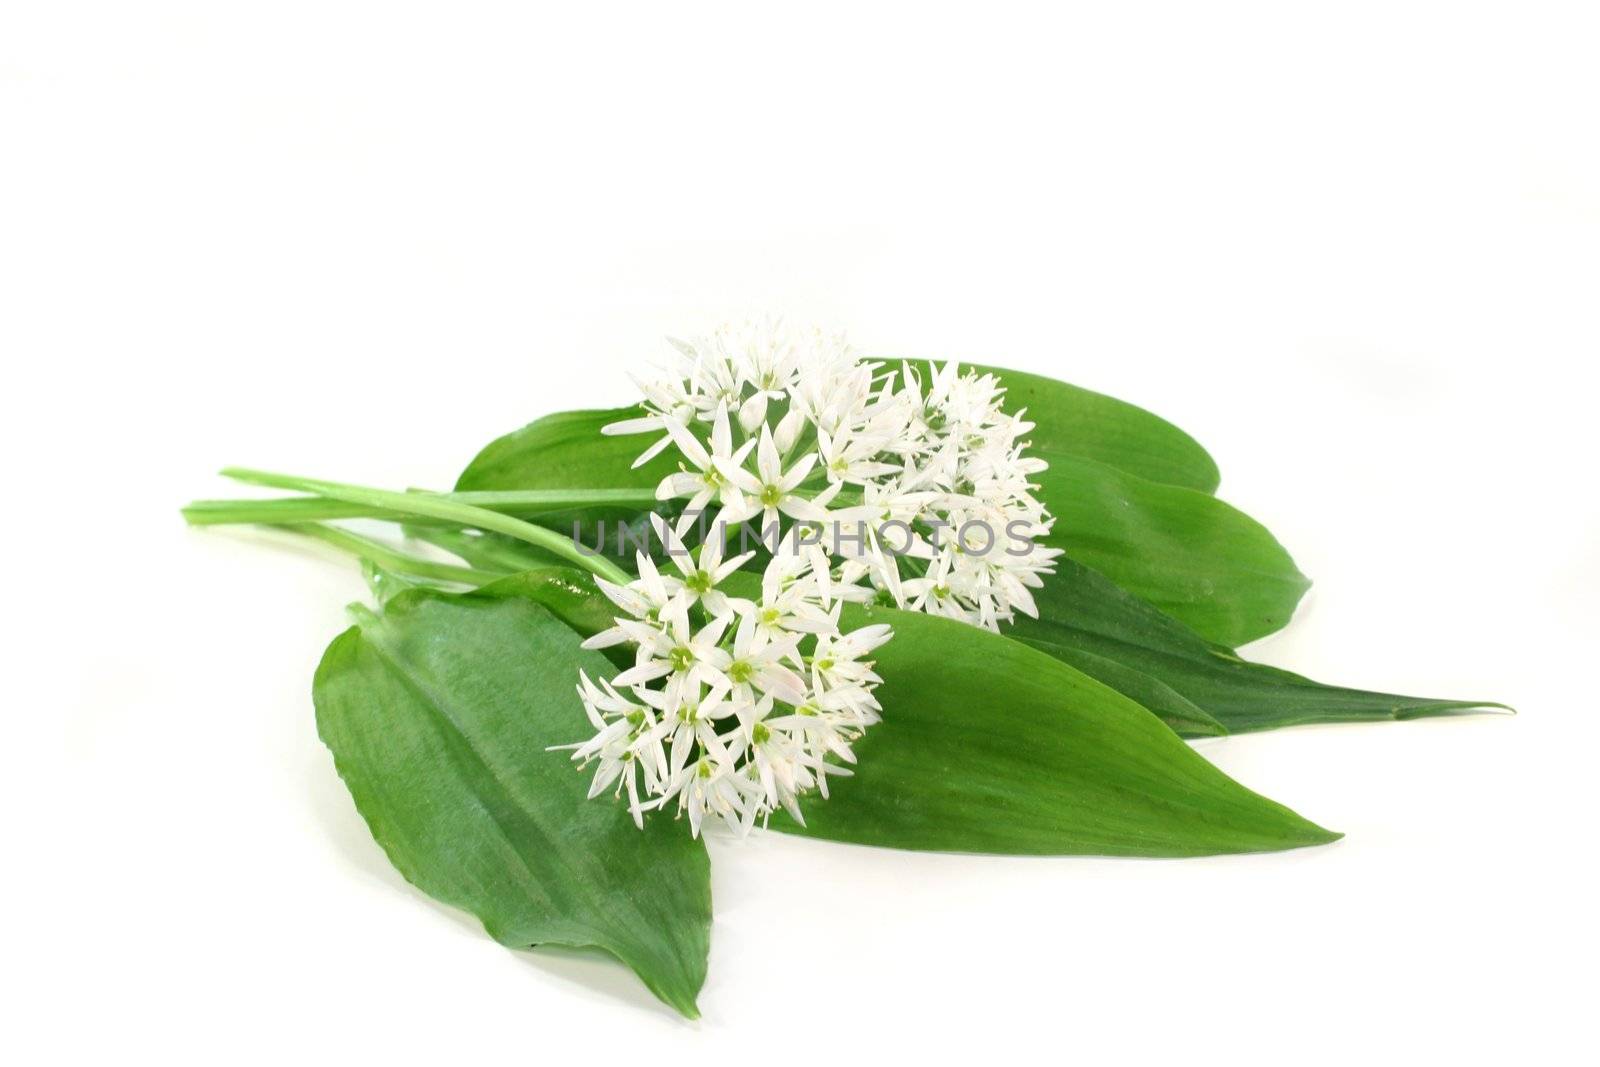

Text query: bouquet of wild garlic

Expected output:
[184,320,1503,1016]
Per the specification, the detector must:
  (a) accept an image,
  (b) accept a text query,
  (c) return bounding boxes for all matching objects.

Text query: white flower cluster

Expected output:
[605,318,1062,631]
[564,319,1060,835]
[559,528,892,837]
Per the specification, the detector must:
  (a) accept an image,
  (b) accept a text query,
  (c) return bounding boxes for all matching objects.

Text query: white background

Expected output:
[5,3,1596,1062]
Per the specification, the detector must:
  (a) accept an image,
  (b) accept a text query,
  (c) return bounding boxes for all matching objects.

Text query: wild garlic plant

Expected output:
[181,312,1487,1017]
[562,320,1061,835]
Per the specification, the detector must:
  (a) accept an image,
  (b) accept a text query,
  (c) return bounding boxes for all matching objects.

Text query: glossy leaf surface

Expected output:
[314,589,712,1016]
[1009,556,1504,735]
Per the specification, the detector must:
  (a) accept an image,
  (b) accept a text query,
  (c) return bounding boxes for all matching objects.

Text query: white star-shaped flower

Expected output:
[610,594,733,690]
[653,403,756,517]
[650,512,754,618]
[717,424,840,532]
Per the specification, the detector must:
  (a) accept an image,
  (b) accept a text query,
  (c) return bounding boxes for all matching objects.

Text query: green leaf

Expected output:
[775,602,1340,856]
[313,589,712,1017]
[903,360,1220,492]
[1037,643,1228,737]
[1037,455,1309,647]
[907,361,1305,644]
[456,409,675,535]
[456,408,678,492]
[478,570,1340,857]
[1008,556,1507,736]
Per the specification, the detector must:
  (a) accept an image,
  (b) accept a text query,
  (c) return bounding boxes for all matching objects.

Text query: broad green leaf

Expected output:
[903,360,1220,492]
[476,571,1340,857]
[456,408,679,495]
[314,590,712,1017]
[1037,455,1309,647]
[776,603,1339,855]
[1009,556,1506,735]
[912,361,1305,644]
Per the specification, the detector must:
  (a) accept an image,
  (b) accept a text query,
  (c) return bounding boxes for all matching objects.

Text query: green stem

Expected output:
[280,523,503,586]
[182,487,659,527]
[217,468,631,585]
